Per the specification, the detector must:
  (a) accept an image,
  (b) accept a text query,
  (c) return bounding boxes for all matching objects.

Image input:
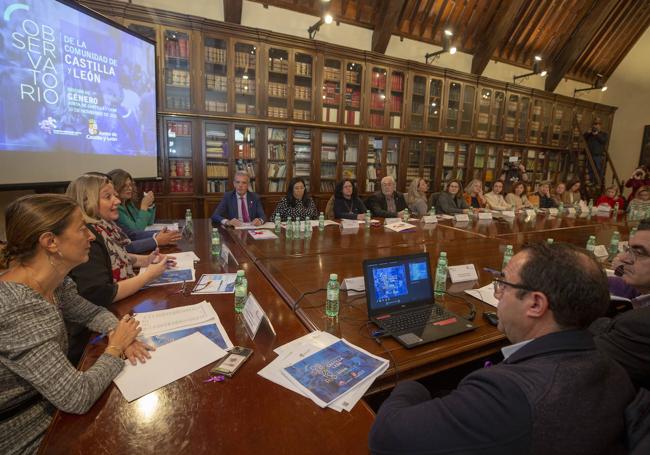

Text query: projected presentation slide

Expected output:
[0,0,157,183]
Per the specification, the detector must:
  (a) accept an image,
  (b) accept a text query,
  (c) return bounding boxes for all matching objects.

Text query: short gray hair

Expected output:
[234,171,250,181]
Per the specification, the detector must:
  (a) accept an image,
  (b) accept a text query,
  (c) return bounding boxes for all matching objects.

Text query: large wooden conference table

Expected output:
[41,211,638,453]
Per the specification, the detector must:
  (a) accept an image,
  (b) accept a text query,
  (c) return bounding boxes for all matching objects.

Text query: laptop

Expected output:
[363,252,476,349]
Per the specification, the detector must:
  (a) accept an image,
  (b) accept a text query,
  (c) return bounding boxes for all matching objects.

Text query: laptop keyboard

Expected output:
[379,305,453,333]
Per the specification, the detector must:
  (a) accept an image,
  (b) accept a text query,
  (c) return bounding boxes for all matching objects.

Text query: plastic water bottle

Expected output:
[274,213,281,233]
[502,245,514,269]
[613,202,619,215]
[365,210,372,228]
[586,235,596,253]
[558,202,564,214]
[402,208,409,222]
[184,209,193,237]
[608,231,620,258]
[286,216,293,239]
[429,206,436,216]
[434,252,448,297]
[234,270,248,313]
[211,228,221,257]
[325,274,340,317]
[318,212,325,231]
[547,238,554,244]
[588,198,594,213]
[630,227,638,239]
[304,217,312,238]
[296,218,304,239]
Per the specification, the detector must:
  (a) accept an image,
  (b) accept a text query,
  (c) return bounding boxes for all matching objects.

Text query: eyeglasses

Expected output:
[622,244,650,262]
[492,278,537,294]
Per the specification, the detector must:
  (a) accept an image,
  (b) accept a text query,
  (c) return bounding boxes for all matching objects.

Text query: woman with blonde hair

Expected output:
[463,179,486,209]
[406,177,429,216]
[0,194,150,454]
[552,182,566,206]
[66,173,172,308]
[505,181,533,210]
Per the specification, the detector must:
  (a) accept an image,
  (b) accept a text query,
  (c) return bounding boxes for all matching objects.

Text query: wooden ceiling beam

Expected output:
[545,0,618,92]
[223,0,243,24]
[371,0,407,53]
[471,0,526,76]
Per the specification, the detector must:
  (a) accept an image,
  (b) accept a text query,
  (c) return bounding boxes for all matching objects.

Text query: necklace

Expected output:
[343,198,354,213]
[23,266,58,306]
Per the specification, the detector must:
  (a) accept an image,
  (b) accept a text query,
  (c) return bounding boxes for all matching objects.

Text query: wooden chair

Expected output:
[325,196,335,220]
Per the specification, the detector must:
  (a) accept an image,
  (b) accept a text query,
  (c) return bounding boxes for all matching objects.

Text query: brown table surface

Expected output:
[40,221,375,454]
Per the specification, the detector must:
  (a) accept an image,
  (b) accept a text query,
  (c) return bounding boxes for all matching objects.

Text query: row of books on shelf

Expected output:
[323,66,340,81]
[205,100,228,112]
[342,167,356,179]
[369,113,385,129]
[345,87,361,108]
[294,163,311,176]
[169,160,191,177]
[205,46,226,64]
[294,109,311,120]
[345,110,361,125]
[170,179,193,193]
[206,163,228,178]
[235,103,256,114]
[168,122,191,136]
[294,146,311,161]
[321,145,337,161]
[236,161,256,179]
[366,165,377,180]
[267,162,287,179]
[268,82,288,97]
[344,148,358,162]
[294,130,311,142]
[295,61,312,77]
[268,107,288,118]
[344,71,362,84]
[268,128,287,141]
[165,38,190,59]
[206,74,227,91]
[267,143,287,160]
[235,51,256,69]
[320,181,336,192]
[294,86,312,101]
[268,57,289,73]
[268,179,286,192]
[235,78,256,94]
[207,179,228,193]
[166,69,190,87]
[167,96,191,110]
[206,143,227,159]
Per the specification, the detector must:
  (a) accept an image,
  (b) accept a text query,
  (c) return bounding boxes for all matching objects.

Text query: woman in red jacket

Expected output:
[596,186,626,211]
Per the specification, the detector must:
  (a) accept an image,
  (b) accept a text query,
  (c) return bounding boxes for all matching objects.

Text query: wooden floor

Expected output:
[40,211,636,454]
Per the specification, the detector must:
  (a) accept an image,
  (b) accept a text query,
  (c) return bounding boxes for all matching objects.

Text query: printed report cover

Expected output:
[283,339,387,406]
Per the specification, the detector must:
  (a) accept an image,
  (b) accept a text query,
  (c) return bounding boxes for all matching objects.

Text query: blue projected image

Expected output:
[409,261,428,282]
[372,265,408,302]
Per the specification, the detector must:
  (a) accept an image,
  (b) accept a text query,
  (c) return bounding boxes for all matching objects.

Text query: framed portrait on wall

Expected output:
[640,125,650,168]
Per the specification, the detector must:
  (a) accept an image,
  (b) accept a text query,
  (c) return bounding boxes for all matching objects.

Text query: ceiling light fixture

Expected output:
[425,29,456,64]
[574,74,608,96]
[308,12,335,39]
[513,55,547,83]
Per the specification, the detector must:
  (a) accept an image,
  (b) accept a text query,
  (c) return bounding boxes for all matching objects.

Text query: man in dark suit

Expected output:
[370,242,636,454]
[211,171,266,227]
[591,219,650,390]
[365,176,407,218]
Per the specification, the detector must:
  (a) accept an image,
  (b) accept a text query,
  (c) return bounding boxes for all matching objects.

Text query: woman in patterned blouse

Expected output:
[270,177,319,221]
[0,194,148,454]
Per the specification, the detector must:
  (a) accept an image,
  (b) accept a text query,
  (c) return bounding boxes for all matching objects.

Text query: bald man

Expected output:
[365,176,407,218]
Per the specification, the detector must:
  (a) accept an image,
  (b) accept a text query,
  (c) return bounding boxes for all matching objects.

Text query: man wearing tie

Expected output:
[211,171,266,227]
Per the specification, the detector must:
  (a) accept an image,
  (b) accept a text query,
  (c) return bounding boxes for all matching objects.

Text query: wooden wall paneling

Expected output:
[223,0,243,24]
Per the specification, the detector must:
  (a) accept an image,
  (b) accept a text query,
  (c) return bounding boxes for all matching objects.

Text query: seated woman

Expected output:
[625,166,650,203]
[536,181,557,209]
[270,177,318,221]
[66,173,172,308]
[436,180,470,215]
[505,182,533,210]
[463,179,487,209]
[562,180,582,205]
[596,185,626,210]
[333,179,367,220]
[627,186,650,214]
[484,180,510,211]
[552,182,566,206]
[107,169,156,231]
[0,194,150,454]
[406,177,429,216]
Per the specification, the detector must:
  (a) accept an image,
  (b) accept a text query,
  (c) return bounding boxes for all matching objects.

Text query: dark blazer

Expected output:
[591,305,650,390]
[370,329,635,454]
[211,190,266,224]
[365,191,407,218]
[121,225,157,254]
[334,196,367,220]
[435,192,469,214]
[68,224,118,309]
[537,193,558,209]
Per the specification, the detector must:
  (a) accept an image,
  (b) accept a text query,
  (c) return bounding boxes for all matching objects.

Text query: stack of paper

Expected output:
[191,273,238,294]
[140,251,199,286]
[384,222,416,232]
[145,223,180,232]
[235,222,276,230]
[258,331,389,412]
[465,283,499,307]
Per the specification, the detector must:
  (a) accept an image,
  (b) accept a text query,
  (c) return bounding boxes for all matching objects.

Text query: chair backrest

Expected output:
[429,192,441,210]
[325,195,335,220]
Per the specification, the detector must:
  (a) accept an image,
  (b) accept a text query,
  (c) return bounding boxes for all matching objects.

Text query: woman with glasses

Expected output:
[107,169,155,231]
[333,179,367,220]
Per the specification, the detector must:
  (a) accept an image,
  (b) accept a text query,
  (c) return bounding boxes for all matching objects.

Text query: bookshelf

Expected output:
[204,37,228,113]
[366,136,383,192]
[293,129,313,190]
[163,29,191,111]
[234,125,257,191]
[234,41,257,116]
[441,141,469,189]
[390,70,405,129]
[369,66,387,129]
[294,52,314,121]
[410,75,426,131]
[320,131,339,192]
[267,47,289,119]
[165,118,193,193]
[386,137,400,184]
[266,126,288,192]
[427,78,442,132]
[322,58,341,123]
[204,122,230,193]
[344,62,363,126]
[342,133,359,182]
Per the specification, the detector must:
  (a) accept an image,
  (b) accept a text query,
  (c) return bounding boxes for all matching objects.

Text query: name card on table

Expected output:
[242,293,275,339]
[340,219,360,234]
[567,207,576,215]
[384,218,401,225]
[593,245,609,259]
[341,276,365,296]
[525,209,536,218]
[548,208,559,216]
[454,214,470,222]
[502,211,516,218]
[477,212,493,220]
[220,243,238,266]
[448,264,479,283]
[422,215,438,224]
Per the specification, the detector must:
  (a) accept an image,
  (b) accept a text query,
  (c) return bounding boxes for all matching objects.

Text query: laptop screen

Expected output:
[364,253,434,314]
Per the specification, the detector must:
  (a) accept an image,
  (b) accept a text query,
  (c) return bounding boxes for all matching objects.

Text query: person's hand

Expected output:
[633,169,644,180]
[107,316,141,355]
[143,256,171,281]
[124,340,155,365]
[227,218,243,227]
[155,228,182,246]
[252,218,262,226]
[148,249,176,267]
[141,191,155,210]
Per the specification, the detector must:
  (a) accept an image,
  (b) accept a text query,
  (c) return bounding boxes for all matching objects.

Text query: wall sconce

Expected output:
[308,13,333,39]
[513,55,548,83]
[574,74,608,96]
[425,30,456,64]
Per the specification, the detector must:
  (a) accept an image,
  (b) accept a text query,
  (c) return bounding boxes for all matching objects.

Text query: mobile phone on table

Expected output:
[210,347,253,377]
